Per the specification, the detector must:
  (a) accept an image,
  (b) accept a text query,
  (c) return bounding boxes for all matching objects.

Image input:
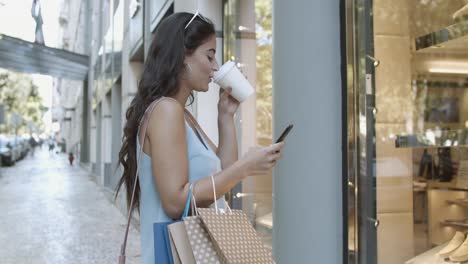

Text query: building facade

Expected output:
[55,0,468,263]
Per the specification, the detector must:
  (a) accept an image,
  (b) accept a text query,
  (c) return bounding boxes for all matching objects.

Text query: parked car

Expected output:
[0,137,15,166]
[18,136,31,159]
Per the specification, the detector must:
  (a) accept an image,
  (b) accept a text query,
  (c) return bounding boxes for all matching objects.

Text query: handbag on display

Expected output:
[118,98,191,264]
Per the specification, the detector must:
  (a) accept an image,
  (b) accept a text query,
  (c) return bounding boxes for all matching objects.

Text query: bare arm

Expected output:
[145,100,191,219]
[194,144,283,208]
[216,88,240,169]
[216,114,238,169]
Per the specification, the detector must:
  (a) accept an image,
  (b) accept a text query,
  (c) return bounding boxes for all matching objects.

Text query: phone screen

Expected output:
[275,124,294,143]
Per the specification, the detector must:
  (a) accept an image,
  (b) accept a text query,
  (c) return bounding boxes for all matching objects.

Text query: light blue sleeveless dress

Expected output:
[137,110,222,264]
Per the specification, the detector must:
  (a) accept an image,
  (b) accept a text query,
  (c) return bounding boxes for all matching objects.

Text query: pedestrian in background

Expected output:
[29,137,36,156]
[68,152,74,166]
[48,139,54,153]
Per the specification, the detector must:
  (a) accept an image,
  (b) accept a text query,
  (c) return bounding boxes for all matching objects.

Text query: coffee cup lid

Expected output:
[213,61,235,82]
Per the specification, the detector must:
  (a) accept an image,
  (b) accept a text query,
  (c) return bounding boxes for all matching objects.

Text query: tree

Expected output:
[0,70,47,134]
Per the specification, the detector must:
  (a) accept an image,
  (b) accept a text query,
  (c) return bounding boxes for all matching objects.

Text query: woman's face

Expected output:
[184,35,219,92]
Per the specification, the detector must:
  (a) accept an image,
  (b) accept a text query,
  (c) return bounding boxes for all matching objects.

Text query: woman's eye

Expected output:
[207,56,213,62]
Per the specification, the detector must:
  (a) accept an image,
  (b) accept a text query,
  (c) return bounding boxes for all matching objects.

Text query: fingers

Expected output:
[267,142,285,153]
[220,87,232,97]
[266,151,282,168]
[271,151,282,161]
[244,143,285,173]
[219,87,234,103]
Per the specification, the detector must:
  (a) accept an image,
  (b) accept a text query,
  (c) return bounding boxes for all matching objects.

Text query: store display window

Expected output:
[348,1,468,263]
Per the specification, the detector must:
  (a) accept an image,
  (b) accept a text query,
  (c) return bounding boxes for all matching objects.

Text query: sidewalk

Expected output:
[0,147,140,264]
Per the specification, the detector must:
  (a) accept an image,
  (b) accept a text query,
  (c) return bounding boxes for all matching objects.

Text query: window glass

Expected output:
[355,1,468,263]
[223,0,274,249]
[253,0,273,248]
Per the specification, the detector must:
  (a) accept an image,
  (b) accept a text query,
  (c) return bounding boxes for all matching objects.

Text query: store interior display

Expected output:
[409,146,468,262]
[419,149,435,180]
[369,1,468,263]
[396,129,468,148]
[403,150,468,262]
[417,147,457,182]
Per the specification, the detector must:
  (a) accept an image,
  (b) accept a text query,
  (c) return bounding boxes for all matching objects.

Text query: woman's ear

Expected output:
[181,63,192,80]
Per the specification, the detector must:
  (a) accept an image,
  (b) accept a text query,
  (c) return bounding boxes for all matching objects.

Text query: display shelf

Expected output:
[428,180,468,192]
[415,19,468,51]
[395,129,468,148]
[446,199,468,207]
[440,219,468,228]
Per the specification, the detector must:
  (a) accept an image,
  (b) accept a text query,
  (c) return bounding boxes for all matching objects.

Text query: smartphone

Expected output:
[275,124,294,143]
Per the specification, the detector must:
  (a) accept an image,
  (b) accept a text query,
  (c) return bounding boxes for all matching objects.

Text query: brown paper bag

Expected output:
[197,208,275,264]
[168,221,196,264]
[183,215,223,264]
[167,225,182,264]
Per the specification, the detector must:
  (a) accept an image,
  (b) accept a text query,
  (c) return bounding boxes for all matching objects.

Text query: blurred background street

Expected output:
[0,146,140,264]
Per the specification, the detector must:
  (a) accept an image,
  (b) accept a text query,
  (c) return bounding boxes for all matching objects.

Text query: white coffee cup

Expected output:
[213,61,254,103]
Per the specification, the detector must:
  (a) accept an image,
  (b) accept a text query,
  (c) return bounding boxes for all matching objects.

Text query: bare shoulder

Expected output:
[146,98,185,136]
[151,98,184,119]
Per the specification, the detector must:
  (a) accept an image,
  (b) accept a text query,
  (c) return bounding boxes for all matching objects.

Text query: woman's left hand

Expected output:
[218,87,240,117]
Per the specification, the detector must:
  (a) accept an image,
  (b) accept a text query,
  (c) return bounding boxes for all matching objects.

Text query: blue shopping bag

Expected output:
[153,189,191,264]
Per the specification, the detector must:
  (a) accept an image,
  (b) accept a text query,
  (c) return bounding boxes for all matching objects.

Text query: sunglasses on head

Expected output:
[184,10,211,30]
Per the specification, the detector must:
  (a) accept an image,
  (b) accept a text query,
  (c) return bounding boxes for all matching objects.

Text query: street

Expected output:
[0,147,140,264]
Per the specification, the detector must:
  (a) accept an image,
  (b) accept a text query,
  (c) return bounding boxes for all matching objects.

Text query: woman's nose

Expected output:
[213,59,219,71]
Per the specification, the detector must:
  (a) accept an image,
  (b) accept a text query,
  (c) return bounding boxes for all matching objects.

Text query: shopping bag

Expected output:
[196,175,275,263]
[167,221,195,264]
[154,221,179,264]
[181,181,223,264]
[197,208,275,264]
[183,214,224,264]
[153,186,192,264]
[167,226,182,264]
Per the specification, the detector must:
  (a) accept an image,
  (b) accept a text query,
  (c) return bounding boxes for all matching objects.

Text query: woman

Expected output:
[115,12,285,264]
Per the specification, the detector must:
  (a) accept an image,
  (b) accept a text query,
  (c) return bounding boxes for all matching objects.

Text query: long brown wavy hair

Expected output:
[114,12,215,212]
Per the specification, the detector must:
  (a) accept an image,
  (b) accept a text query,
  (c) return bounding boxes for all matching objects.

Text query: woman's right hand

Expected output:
[241,142,285,175]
